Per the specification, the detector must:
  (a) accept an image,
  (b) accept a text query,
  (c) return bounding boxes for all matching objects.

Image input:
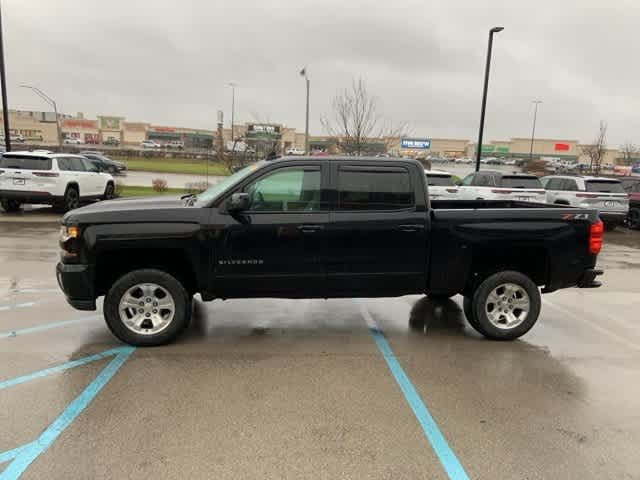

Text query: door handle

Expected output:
[398,224,425,232]
[297,224,324,233]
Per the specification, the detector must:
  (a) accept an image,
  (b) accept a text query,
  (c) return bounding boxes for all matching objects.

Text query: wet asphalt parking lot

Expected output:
[1,218,640,480]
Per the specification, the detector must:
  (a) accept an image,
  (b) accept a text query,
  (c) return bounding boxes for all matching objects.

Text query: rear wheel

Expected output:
[1,199,22,212]
[468,271,541,340]
[104,269,191,346]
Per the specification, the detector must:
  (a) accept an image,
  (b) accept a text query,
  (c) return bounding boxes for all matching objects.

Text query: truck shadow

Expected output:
[407,296,472,336]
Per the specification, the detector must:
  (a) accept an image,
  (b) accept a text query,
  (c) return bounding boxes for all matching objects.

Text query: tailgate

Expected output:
[0,168,58,191]
[576,193,629,212]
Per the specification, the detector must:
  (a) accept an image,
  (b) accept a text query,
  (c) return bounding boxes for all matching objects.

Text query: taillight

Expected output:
[491,189,513,194]
[33,171,59,177]
[589,220,604,255]
[576,193,598,198]
[446,188,458,193]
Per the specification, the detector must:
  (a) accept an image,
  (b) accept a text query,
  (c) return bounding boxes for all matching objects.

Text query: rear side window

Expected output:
[426,175,454,186]
[0,155,52,170]
[500,176,542,189]
[473,173,496,186]
[585,180,624,193]
[338,167,414,210]
[68,157,87,172]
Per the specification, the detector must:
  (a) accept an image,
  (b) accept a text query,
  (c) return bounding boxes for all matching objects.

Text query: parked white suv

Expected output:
[285,147,306,155]
[0,152,115,212]
[458,171,546,202]
[540,175,629,231]
[424,170,459,199]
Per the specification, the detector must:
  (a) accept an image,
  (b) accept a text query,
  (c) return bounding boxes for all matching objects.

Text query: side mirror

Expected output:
[227,192,250,212]
[90,167,101,173]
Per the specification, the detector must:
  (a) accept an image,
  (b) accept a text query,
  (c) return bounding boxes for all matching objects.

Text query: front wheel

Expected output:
[63,186,80,212]
[103,182,115,200]
[1,199,22,212]
[469,271,541,340]
[103,269,191,346]
[629,208,640,230]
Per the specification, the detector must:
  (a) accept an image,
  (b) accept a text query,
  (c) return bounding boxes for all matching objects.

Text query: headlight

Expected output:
[60,225,80,242]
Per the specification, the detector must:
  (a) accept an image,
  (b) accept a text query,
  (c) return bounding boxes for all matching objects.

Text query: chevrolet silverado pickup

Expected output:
[57,156,604,346]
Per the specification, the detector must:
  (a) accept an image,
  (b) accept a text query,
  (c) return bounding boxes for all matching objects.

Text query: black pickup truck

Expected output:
[57,157,604,346]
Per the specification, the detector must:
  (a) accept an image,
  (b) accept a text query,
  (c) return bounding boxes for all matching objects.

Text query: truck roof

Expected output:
[269,155,410,163]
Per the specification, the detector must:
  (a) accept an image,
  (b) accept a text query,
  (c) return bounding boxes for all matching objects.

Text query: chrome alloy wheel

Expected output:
[484,282,530,330]
[118,283,175,335]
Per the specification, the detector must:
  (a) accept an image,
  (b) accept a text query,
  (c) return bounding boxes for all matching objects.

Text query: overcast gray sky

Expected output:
[3,0,638,145]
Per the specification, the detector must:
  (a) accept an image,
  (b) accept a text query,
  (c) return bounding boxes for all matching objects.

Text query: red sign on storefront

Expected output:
[63,119,97,129]
[554,143,569,151]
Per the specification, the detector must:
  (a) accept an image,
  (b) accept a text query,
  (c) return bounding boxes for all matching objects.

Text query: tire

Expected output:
[463,295,482,330]
[103,182,115,200]
[469,271,541,340]
[1,199,22,212]
[103,269,192,346]
[63,185,80,212]
[629,208,640,230]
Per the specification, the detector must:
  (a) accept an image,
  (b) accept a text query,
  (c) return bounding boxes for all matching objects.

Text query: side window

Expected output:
[244,167,322,212]
[81,158,97,172]
[474,174,493,187]
[461,174,474,186]
[546,178,562,190]
[562,179,578,191]
[338,167,413,211]
[57,158,72,171]
[68,157,87,172]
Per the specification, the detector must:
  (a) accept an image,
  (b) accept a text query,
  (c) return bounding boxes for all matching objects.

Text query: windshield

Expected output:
[196,161,266,204]
[500,176,542,189]
[585,180,625,193]
[426,175,454,186]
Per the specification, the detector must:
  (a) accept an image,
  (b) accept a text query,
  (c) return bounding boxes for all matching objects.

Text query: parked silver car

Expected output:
[540,175,629,230]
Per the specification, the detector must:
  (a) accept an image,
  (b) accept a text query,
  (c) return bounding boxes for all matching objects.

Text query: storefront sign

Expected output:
[555,143,570,151]
[99,116,121,130]
[63,119,97,129]
[401,138,431,149]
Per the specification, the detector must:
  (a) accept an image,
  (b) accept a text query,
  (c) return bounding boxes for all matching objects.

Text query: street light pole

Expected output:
[0,4,11,151]
[226,82,237,143]
[20,84,62,150]
[475,26,504,172]
[529,100,542,162]
[300,67,309,154]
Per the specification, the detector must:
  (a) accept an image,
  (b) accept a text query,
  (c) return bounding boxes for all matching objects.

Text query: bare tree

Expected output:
[620,140,638,166]
[581,121,607,175]
[321,78,406,156]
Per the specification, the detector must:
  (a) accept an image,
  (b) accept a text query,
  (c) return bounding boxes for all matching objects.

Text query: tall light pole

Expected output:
[226,82,237,143]
[0,3,11,151]
[20,84,62,150]
[529,100,542,162]
[299,67,310,154]
[475,26,504,172]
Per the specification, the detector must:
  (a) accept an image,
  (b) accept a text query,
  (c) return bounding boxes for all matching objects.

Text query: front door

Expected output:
[214,163,329,297]
[326,163,427,296]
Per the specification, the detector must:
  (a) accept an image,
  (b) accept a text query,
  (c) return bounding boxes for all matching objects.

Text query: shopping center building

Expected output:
[0,109,632,165]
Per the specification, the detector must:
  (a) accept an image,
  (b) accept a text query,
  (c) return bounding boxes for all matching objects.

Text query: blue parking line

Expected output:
[0,303,35,313]
[0,347,129,390]
[0,346,135,480]
[357,300,469,480]
[0,315,101,339]
[0,443,35,465]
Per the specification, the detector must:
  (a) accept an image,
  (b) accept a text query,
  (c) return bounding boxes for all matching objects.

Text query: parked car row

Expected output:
[424,169,635,231]
[141,140,184,149]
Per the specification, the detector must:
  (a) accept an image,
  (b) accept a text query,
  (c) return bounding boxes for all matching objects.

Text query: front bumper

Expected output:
[56,262,97,310]
[577,268,603,288]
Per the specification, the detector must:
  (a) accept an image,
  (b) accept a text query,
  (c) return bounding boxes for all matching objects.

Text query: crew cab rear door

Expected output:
[326,163,427,296]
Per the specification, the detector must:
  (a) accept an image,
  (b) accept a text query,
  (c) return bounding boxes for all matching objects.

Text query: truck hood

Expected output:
[62,195,192,224]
